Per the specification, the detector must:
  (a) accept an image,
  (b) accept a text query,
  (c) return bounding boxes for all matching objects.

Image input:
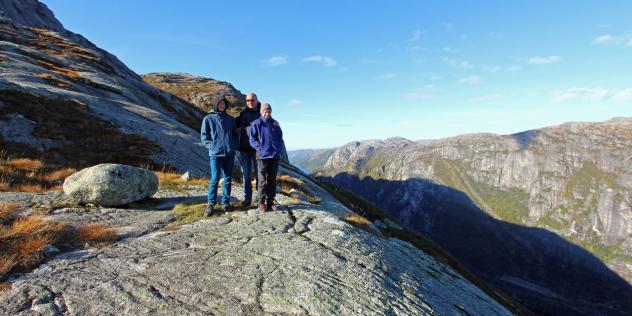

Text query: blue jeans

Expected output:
[238,151,258,202]
[208,156,235,205]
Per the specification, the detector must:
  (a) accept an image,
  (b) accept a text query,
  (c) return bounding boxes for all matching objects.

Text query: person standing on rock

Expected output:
[249,103,284,212]
[201,97,237,216]
[235,92,261,206]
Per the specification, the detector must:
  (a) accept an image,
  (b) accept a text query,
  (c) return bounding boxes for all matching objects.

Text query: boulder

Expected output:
[63,164,158,206]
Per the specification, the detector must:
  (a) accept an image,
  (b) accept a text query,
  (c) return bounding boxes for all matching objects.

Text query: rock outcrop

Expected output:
[290,118,632,316]
[0,170,516,315]
[63,164,158,206]
[142,72,247,115]
[0,0,209,175]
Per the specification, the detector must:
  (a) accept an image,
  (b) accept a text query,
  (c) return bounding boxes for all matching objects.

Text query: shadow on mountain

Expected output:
[511,129,540,149]
[320,173,632,316]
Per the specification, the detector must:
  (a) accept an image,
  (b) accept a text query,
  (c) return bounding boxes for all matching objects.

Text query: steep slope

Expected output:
[142,72,247,116]
[290,118,632,315]
[0,0,208,175]
[0,168,518,315]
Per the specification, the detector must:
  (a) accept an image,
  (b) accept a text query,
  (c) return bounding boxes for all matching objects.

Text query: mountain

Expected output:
[289,118,632,315]
[142,72,247,116]
[0,1,525,314]
[0,0,208,175]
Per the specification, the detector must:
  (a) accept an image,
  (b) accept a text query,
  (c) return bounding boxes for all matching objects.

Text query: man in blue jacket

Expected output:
[249,103,284,212]
[200,97,237,216]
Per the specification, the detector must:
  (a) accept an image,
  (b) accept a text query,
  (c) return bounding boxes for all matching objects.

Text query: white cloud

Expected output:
[470,94,504,102]
[263,56,287,66]
[481,65,501,73]
[409,30,424,42]
[552,87,632,103]
[443,57,473,69]
[288,99,302,106]
[592,33,632,47]
[442,47,460,54]
[303,55,337,67]
[507,65,522,72]
[528,55,561,65]
[375,73,399,80]
[429,75,442,81]
[458,75,481,85]
[440,22,454,31]
[405,85,439,100]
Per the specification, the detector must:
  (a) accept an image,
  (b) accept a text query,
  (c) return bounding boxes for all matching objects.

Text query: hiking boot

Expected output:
[204,203,216,217]
[223,204,234,212]
[267,200,278,211]
[240,200,251,207]
[257,201,267,214]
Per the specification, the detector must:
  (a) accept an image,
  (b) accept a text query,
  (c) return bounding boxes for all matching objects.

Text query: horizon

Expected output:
[42,0,632,149]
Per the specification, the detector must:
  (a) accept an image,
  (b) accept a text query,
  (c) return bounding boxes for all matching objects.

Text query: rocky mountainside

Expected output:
[290,118,632,315]
[0,0,208,175]
[142,72,247,116]
[0,165,519,315]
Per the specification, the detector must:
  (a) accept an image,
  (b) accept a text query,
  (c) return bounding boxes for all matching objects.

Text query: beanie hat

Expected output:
[260,103,271,114]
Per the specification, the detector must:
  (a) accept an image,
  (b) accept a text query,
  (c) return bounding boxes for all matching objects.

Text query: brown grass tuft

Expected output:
[8,215,48,235]
[0,281,11,293]
[13,183,47,192]
[0,255,17,276]
[41,168,76,182]
[76,224,118,244]
[0,181,9,191]
[11,235,51,260]
[155,171,209,187]
[0,203,20,224]
[344,214,372,228]
[5,158,43,171]
[277,174,321,204]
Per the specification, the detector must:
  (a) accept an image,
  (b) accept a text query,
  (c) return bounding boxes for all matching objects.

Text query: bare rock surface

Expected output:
[0,201,511,316]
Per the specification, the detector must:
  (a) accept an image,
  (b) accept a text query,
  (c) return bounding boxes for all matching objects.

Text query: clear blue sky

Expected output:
[43,0,632,149]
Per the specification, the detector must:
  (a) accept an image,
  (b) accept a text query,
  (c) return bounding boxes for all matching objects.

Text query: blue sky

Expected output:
[43,0,632,149]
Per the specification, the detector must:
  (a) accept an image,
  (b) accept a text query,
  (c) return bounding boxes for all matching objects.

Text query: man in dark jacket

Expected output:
[200,97,237,215]
[249,103,284,212]
[235,92,261,206]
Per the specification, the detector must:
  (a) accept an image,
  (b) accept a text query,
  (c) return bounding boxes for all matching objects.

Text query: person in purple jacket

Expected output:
[249,103,284,212]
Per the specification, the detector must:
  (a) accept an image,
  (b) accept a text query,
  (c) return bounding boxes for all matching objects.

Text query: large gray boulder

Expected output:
[63,164,158,206]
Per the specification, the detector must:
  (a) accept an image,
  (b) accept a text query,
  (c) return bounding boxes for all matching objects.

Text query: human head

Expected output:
[216,97,228,112]
[246,93,258,109]
[260,103,271,119]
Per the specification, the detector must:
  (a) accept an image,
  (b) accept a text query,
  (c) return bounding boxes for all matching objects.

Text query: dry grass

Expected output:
[0,153,76,192]
[344,214,372,228]
[155,171,209,187]
[0,255,17,276]
[0,281,11,293]
[76,224,118,244]
[5,158,43,171]
[41,168,76,182]
[0,210,118,281]
[277,174,321,204]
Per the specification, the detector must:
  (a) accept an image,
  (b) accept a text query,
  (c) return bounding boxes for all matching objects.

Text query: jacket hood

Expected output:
[213,97,230,112]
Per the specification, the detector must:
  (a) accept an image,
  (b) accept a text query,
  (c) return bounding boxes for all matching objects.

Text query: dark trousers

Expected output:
[257,159,279,203]
[237,150,258,203]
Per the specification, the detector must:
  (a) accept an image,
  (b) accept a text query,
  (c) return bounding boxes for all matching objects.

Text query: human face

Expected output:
[262,109,271,119]
[217,100,226,112]
[246,93,258,109]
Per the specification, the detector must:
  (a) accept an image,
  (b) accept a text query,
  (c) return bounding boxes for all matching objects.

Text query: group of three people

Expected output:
[200,92,284,215]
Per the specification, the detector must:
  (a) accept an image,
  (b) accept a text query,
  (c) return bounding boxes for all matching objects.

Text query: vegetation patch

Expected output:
[0,151,76,192]
[433,157,530,224]
[0,203,118,283]
[277,174,322,204]
[563,161,620,200]
[0,90,165,189]
[172,203,207,225]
